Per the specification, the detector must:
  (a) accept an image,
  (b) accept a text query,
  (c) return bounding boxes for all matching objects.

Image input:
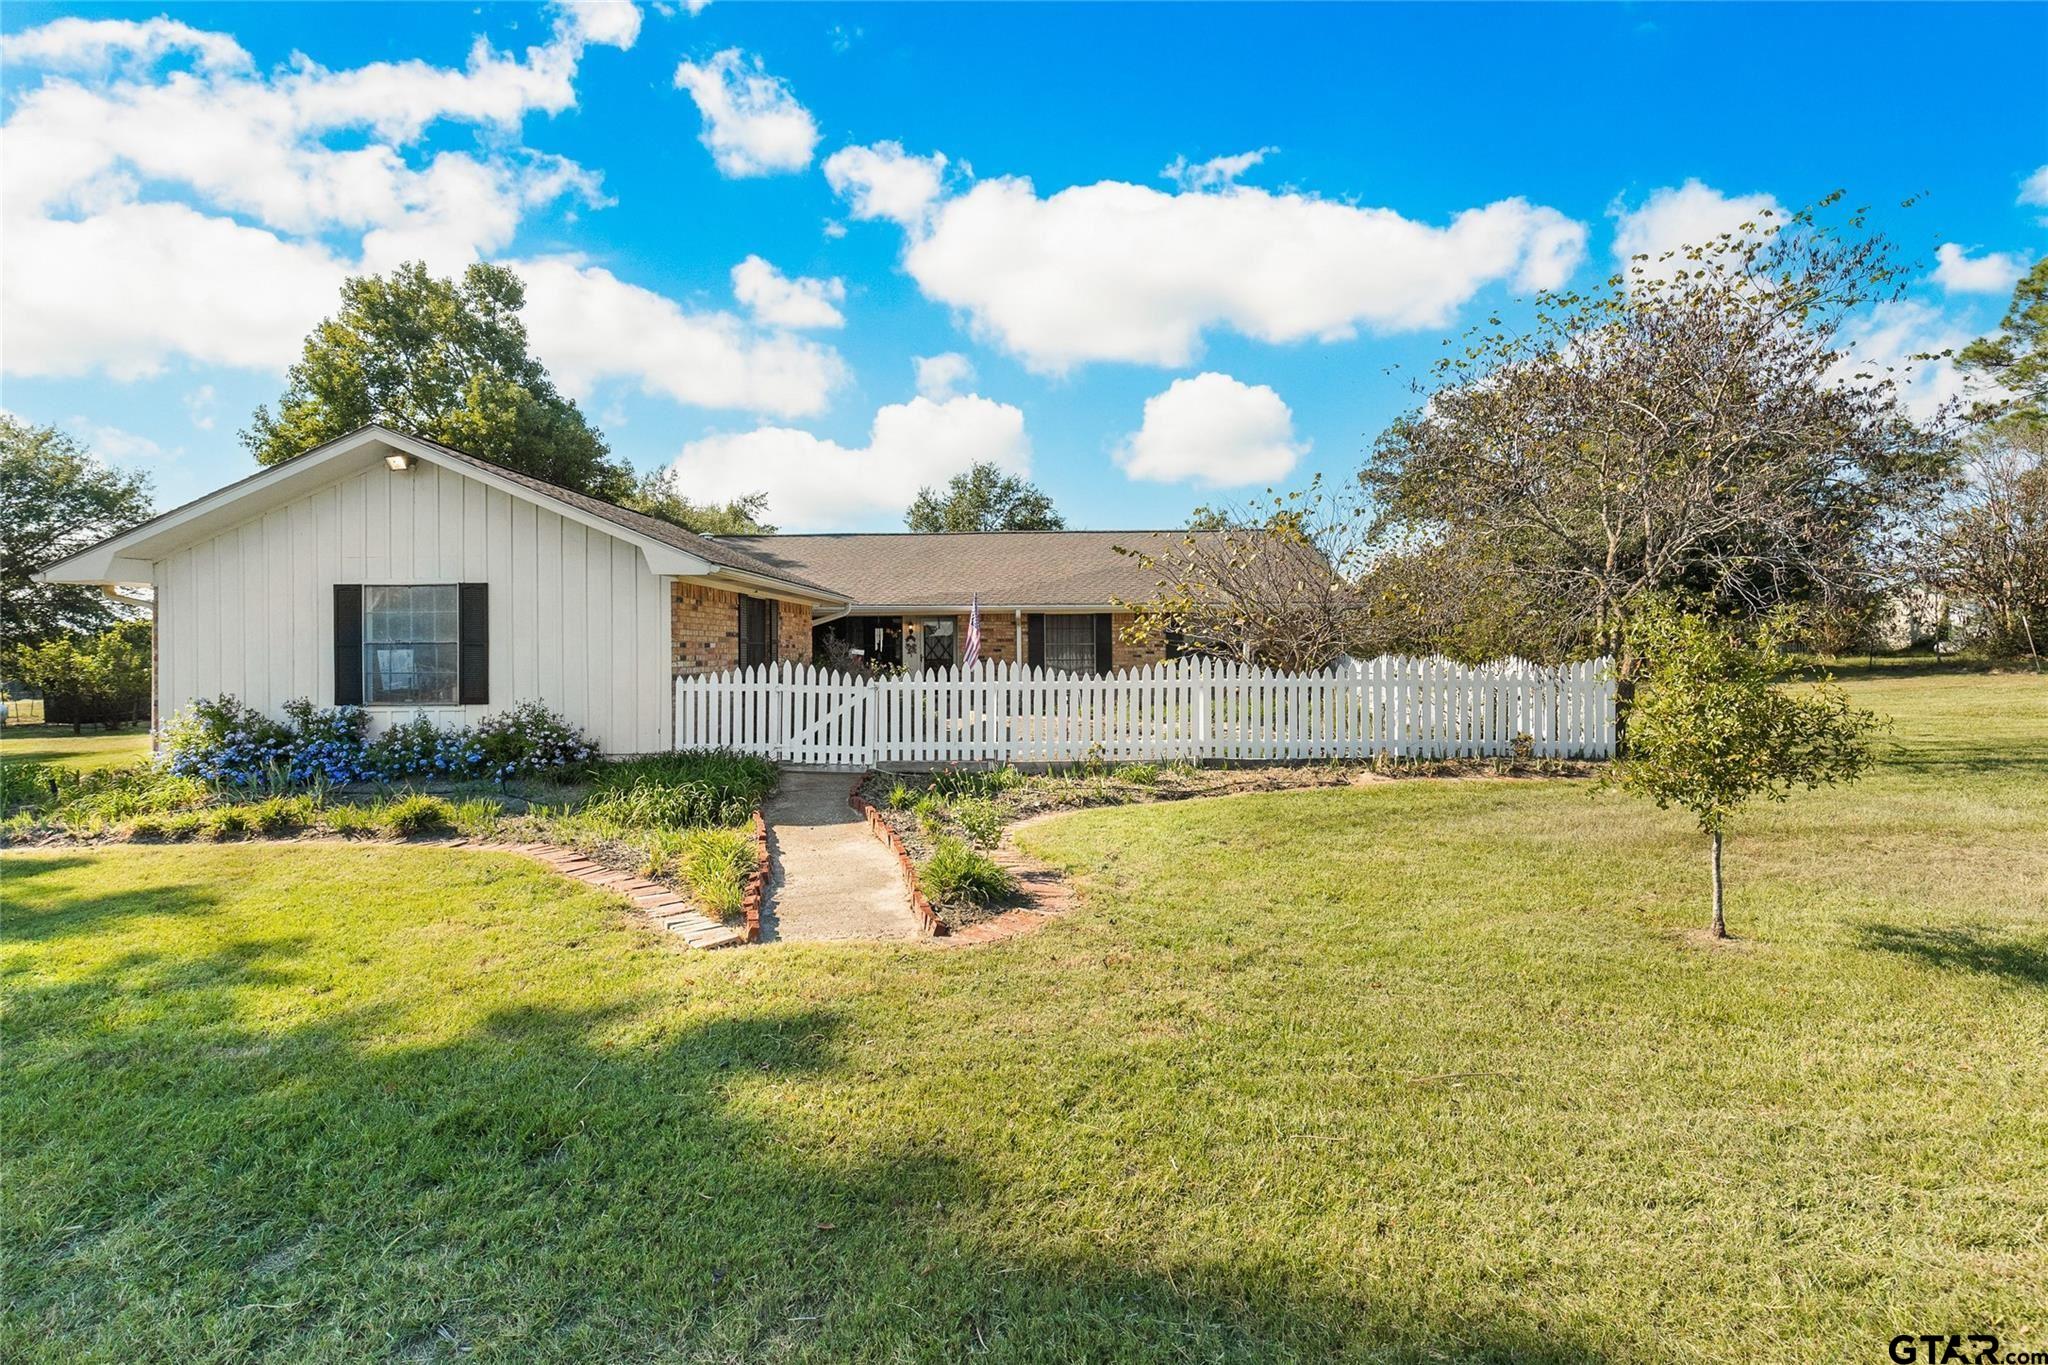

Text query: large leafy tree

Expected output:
[244,262,635,502]
[8,620,152,731]
[1,416,153,646]
[1613,599,1879,939]
[906,463,1065,532]
[626,470,776,535]
[1956,256,2047,425]
[1363,195,1957,683]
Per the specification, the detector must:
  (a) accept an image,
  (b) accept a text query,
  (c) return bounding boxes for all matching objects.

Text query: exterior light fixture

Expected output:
[385,452,414,471]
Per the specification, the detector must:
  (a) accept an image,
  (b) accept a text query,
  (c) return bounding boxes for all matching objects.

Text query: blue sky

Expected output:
[3,1,2045,529]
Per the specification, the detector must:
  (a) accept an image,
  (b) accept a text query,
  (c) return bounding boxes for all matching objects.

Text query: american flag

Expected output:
[962,593,981,671]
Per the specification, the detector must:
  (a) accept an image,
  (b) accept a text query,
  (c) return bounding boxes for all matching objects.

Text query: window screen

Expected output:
[1042,614,1099,674]
[739,595,777,668]
[363,585,460,705]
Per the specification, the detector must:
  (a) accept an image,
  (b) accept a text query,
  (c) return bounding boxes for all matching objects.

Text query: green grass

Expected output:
[0,722,151,772]
[3,669,2045,1361]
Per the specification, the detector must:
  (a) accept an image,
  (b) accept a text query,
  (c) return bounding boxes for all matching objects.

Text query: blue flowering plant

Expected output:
[158,695,598,790]
[161,696,297,788]
[473,700,599,782]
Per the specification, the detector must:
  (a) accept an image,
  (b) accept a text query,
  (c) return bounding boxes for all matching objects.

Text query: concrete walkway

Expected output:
[759,771,922,943]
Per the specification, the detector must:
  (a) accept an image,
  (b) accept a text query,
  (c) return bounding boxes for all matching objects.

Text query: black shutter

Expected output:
[1094,613,1114,674]
[333,584,363,705]
[1026,613,1046,669]
[459,582,489,704]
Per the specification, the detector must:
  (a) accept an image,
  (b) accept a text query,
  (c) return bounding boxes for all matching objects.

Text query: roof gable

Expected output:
[38,426,844,602]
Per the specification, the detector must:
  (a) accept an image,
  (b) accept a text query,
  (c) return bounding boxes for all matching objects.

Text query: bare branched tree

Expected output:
[1917,419,2048,663]
[1362,193,1959,684]
[1115,479,1376,670]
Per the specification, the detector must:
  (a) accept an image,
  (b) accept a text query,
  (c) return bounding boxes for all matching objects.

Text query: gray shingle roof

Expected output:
[714,530,1218,609]
[406,435,845,598]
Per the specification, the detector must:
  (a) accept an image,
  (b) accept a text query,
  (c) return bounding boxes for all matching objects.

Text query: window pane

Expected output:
[1043,615,1098,673]
[361,584,460,704]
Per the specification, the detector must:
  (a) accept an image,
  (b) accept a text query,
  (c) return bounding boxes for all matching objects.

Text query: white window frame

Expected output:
[362,583,462,707]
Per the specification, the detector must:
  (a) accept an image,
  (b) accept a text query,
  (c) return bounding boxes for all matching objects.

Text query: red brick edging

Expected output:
[846,777,946,937]
[740,809,770,942]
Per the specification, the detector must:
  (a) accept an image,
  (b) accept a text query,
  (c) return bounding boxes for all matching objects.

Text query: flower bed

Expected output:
[3,702,778,928]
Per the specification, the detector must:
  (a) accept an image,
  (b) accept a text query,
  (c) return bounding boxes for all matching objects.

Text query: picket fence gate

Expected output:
[672,655,1615,768]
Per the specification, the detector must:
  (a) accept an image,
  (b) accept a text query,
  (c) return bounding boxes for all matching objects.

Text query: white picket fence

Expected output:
[673,655,1615,768]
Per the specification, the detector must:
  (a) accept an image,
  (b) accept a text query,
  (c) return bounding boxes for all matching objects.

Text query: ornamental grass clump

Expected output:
[917,837,1016,908]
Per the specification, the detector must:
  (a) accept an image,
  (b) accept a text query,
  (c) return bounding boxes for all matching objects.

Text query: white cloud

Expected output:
[1931,243,2029,295]
[2020,165,2048,208]
[66,416,172,463]
[730,255,845,329]
[1115,372,1305,487]
[1,10,839,418]
[184,384,218,431]
[913,352,975,401]
[553,2,644,50]
[5,202,350,379]
[514,256,846,418]
[1609,179,1782,278]
[0,15,251,74]
[1831,299,1972,422]
[870,174,1585,373]
[669,393,1030,530]
[1161,147,1276,192]
[672,48,817,177]
[822,142,949,226]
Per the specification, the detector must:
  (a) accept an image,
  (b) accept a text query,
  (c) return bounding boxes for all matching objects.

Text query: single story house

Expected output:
[40,424,1200,754]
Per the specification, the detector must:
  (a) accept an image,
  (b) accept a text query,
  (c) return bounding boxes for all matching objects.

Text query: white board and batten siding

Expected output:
[675,655,1616,768]
[152,458,671,754]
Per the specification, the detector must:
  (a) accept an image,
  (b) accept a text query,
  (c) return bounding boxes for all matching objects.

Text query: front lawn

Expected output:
[4,668,2044,1361]
[0,722,150,772]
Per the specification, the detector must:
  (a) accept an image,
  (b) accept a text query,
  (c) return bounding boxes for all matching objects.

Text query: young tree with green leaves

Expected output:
[1,416,153,646]
[1614,600,1880,939]
[244,261,636,503]
[906,463,1065,532]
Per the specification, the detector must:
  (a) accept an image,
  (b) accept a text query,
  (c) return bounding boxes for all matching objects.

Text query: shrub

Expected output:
[473,701,598,781]
[282,700,372,783]
[161,696,293,787]
[953,797,1004,849]
[1112,762,1159,785]
[885,781,916,810]
[380,793,454,837]
[365,713,479,782]
[918,837,1016,908]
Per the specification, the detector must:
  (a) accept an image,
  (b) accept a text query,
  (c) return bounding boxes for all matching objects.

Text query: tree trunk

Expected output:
[1709,830,1726,939]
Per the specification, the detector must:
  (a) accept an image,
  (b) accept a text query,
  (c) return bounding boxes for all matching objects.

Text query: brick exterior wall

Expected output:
[1111,611,1168,670]
[778,601,812,663]
[670,582,812,675]
[931,608,1165,671]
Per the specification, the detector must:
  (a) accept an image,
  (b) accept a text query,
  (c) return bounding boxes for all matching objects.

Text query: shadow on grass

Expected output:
[1855,922,2048,988]
[2,938,1615,1364]
[0,866,217,943]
